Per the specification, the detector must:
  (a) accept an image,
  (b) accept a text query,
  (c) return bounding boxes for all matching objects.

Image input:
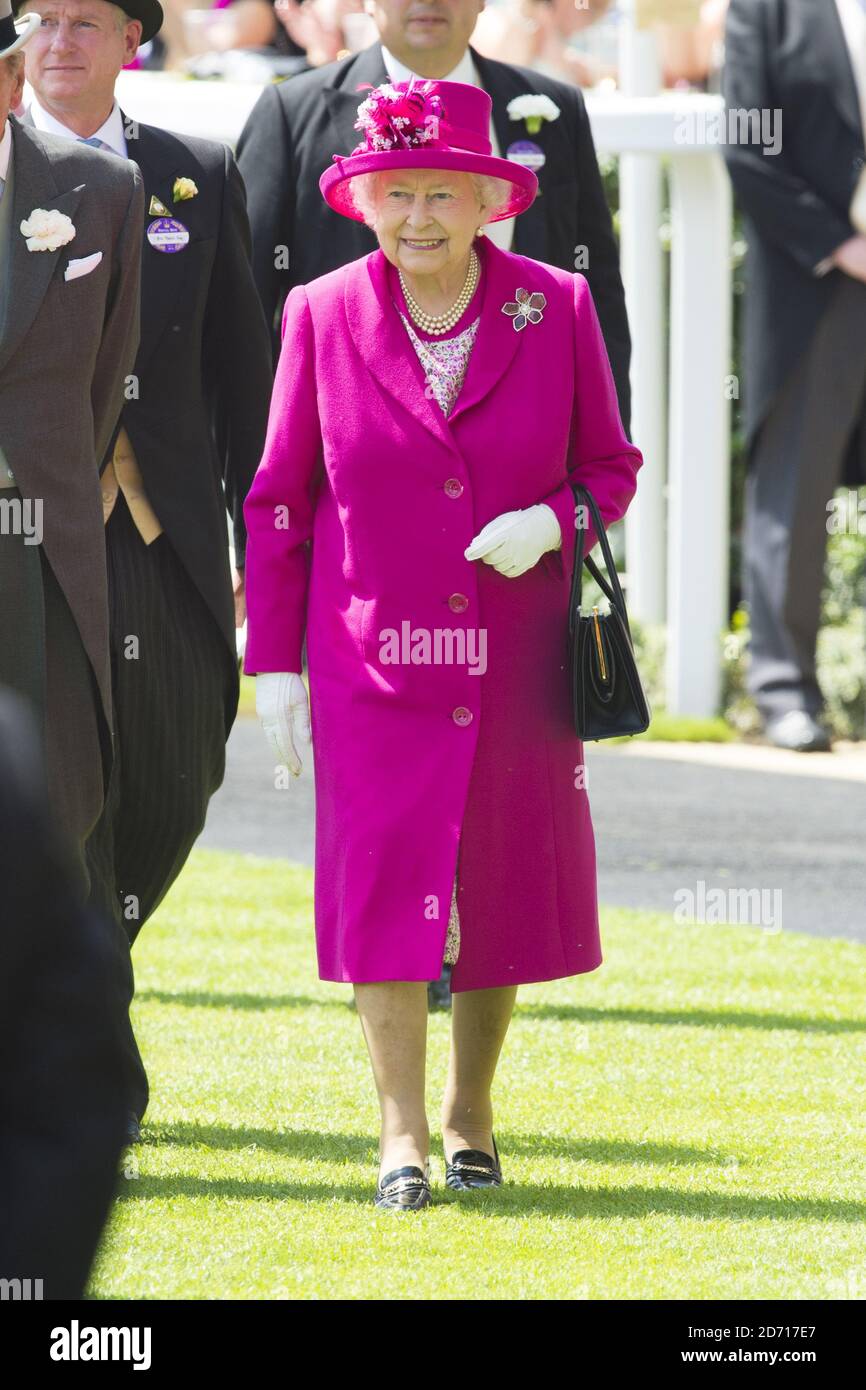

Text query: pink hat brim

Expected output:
[319,149,538,223]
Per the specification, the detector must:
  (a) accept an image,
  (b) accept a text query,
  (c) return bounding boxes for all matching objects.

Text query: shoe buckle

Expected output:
[379,1174,427,1198]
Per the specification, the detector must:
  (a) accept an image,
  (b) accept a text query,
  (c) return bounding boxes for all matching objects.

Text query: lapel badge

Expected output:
[502,289,547,332]
[506,140,546,172]
[148,195,170,216]
[146,217,190,254]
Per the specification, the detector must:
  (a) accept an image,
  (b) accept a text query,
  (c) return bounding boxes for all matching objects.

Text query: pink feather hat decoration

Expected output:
[319,78,538,223]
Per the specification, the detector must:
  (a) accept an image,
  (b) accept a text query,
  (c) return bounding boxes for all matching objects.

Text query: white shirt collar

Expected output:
[28,94,128,158]
[380,44,479,88]
[0,121,12,183]
[835,0,866,138]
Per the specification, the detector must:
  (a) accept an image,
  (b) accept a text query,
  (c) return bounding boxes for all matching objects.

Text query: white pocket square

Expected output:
[64,251,103,281]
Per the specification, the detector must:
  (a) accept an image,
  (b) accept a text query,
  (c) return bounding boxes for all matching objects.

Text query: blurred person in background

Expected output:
[157,0,305,69]
[658,0,726,92]
[274,0,371,66]
[723,0,866,751]
[472,0,616,88]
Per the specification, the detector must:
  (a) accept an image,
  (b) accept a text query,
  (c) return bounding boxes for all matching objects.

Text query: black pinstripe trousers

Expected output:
[86,491,235,1118]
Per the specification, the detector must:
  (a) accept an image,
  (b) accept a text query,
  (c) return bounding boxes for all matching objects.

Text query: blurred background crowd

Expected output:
[129,0,728,92]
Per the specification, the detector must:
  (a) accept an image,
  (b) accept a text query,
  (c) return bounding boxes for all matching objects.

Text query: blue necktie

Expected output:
[78,136,108,151]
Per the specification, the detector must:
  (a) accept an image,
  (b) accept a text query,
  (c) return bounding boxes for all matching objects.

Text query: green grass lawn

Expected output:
[90,848,866,1301]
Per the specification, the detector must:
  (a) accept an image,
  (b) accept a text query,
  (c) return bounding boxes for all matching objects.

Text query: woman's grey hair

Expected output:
[349,170,514,228]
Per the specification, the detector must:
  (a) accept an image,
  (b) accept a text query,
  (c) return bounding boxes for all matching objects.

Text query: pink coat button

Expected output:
[448,592,469,613]
[452,706,473,726]
[444,478,464,498]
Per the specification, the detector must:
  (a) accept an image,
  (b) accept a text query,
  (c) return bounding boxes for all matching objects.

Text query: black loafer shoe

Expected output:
[125,1111,142,1145]
[445,1135,502,1190]
[374,1160,432,1211]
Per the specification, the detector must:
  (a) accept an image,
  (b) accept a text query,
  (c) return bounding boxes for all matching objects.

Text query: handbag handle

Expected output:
[567,482,632,642]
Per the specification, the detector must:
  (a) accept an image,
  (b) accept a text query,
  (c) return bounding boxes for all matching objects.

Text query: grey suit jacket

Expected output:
[0,116,144,733]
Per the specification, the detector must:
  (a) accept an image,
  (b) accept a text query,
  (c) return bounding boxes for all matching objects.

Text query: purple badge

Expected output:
[146,217,190,254]
[506,140,546,171]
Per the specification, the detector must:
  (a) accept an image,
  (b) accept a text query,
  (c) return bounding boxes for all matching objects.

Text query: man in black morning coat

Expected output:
[18,0,273,1128]
[236,0,632,436]
[723,0,866,750]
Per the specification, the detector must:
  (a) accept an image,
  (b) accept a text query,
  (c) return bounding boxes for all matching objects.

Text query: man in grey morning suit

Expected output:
[0,3,143,880]
[17,0,273,1135]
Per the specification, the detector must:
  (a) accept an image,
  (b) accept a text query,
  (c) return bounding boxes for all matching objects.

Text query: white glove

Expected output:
[464,503,562,578]
[255,672,311,777]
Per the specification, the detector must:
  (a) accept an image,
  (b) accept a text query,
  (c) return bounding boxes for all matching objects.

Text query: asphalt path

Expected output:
[199,716,865,943]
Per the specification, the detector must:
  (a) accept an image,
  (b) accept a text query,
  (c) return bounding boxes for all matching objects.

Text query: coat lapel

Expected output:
[447,236,526,425]
[122,118,182,370]
[342,239,530,456]
[124,116,176,215]
[802,0,865,143]
[343,248,460,459]
[0,120,85,377]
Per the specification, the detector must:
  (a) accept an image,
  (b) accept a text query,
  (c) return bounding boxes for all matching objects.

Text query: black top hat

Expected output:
[11,0,164,46]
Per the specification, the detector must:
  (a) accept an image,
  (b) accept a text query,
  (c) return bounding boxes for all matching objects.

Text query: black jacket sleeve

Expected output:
[236,82,296,359]
[203,148,274,568]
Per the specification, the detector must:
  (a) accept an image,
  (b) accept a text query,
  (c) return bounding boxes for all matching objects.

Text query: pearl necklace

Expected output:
[399,248,480,336]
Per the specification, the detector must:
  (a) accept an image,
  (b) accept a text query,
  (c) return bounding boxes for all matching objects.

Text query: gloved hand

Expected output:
[255,672,311,777]
[464,503,562,578]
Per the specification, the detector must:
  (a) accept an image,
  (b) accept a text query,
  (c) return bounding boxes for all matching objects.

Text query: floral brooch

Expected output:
[502,288,547,331]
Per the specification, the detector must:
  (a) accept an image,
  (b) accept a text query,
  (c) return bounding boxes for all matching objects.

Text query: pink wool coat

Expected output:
[243,235,643,990]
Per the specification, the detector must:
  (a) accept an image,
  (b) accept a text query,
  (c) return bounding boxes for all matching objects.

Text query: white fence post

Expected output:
[666,151,732,715]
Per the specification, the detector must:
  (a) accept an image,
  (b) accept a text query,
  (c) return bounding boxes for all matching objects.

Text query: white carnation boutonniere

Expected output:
[506,94,561,136]
[20,208,76,253]
[173,176,199,203]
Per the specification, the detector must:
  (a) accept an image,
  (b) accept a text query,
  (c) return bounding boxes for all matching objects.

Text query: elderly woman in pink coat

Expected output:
[243,77,643,1211]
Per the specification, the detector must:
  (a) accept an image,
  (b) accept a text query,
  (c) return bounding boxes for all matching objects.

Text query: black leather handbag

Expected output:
[568,483,651,740]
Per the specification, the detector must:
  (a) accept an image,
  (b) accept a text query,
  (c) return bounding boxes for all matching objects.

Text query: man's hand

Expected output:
[464,504,562,578]
[830,234,866,283]
[255,672,311,777]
